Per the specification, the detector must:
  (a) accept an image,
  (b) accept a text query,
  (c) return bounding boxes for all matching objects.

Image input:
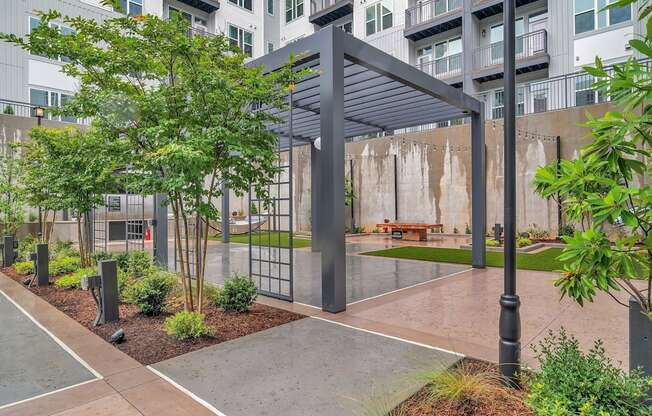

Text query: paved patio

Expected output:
[152,317,460,416]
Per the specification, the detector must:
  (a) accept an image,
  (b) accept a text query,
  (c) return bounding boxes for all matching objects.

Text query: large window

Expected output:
[490,18,524,62]
[285,0,304,23]
[118,0,142,16]
[228,24,253,57]
[267,0,274,15]
[229,0,253,11]
[29,17,75,61]
[492,87,525,119]
[366,1,393,36]
[574,0,631,35]
[29,88,76,123]
[434,37,462,75]
[575,75,607,106]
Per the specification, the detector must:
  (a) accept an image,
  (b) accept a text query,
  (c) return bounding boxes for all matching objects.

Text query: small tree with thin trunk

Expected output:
[22,127,119,266]
[532,0,651,317]
[0,139,24,236]
[1,9,304,312]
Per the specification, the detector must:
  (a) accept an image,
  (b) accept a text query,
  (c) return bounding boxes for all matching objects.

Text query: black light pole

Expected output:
[499,0,521,385]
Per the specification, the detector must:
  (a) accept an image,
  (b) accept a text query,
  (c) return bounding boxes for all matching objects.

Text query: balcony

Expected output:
[415,53,463,87]
[176,0,220,13]
[404,0,462,42]
[472,29,549,82]
[309,0,353,27]
[472,0,539,19]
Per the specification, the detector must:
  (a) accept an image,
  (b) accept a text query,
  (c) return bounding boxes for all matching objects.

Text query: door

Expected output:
[528,11,547,54]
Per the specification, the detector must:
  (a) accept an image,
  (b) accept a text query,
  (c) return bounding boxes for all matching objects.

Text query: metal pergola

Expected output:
[246,26,487,313]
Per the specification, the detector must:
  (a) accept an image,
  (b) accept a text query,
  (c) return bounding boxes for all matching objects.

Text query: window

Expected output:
[492,87,524,119]
[285,0,304,23]
[575,74,606,106]
[530,82,548,113]
[433,37,462,75]
[490,19,524,62]
[366,1,393,36]
[108,196,122,212]
[118,0,142,16]
[574,0,631,35]
[29,88,76,123]
[267,42,275,54]
[228,24,253,57]
[29,17,76,61]
[338,21,353,34]
[229,0,253,11]
[267,0,274,15]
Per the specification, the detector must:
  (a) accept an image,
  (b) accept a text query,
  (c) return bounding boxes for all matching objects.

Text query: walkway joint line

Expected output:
[0,378,99,411]
[146,365,228,416]
[309,316,465,358]
[0,288,103,379]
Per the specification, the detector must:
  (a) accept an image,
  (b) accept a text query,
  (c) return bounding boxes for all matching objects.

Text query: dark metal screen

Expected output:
[174,215,200,278]
[249,92,294,301]
[93,195,108,252]
[126,192,145,252]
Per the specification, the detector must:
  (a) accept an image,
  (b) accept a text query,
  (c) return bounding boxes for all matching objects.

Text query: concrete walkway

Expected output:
[153,317,460,416]
[0,292,95,407]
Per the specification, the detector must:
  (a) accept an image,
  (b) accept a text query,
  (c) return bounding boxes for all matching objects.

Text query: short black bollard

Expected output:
[3,235,16,267]
[494,223,502,242]
[36,243,49,286]
[99,260,120,324]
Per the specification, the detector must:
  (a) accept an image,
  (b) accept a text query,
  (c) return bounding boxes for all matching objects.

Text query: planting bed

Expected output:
[3,267,304,365]
[393,359,532,416]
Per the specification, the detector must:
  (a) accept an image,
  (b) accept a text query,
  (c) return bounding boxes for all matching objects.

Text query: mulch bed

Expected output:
[393,359,532,416]
[3,267,304,365]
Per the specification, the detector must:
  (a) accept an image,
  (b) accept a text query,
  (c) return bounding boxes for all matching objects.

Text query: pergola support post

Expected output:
[471,108,486,268]
[153,193,168,269]
[221,181,230,243]
[319,27,346,313]
[310,144,321,252]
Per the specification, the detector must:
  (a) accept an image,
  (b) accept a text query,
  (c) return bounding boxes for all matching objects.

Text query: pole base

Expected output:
[499,294,521,386]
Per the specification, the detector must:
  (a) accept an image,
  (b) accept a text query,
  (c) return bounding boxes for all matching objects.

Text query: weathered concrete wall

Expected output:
[1,103,613,236]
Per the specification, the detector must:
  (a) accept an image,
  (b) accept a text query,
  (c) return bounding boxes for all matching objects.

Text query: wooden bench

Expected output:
[376,223,443,241]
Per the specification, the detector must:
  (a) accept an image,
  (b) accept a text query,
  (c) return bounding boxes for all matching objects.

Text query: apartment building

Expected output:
[0,0,645,123]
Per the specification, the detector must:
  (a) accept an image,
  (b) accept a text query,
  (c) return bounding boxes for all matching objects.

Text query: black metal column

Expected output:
[319,26,346,313]
[471,108,486,268]
[499,0,521,385]
[153,193,168,269]
[310,144,321,252]
[221,181,230,243]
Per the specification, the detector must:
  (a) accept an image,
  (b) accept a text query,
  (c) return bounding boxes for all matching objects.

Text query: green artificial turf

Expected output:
[210,231,311,249]
[361,246,567,272]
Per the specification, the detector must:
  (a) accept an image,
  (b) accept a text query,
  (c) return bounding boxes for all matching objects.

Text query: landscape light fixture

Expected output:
[34,106,44,126]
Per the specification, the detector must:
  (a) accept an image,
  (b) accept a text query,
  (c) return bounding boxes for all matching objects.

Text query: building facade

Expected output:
[0,0,645,123]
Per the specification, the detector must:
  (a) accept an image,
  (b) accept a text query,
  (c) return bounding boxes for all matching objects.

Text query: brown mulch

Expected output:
[3,267,304,365]
[394,359,533,416]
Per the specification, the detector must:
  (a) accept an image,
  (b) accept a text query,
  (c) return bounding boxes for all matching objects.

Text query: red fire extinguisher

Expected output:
[145,228,151,241]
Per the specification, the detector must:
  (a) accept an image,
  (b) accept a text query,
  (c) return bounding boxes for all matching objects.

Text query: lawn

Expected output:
[361,246,567,272]
[211,231,311,249]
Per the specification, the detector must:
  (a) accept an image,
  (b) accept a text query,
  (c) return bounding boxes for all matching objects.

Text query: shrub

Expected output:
[51,240,76,258]
[17,235,37,261]
[465,223,471,234]
[3,105,15,115]
[90,250,112,264]
[425,361,503,414]
[125,250,152,279]
[165,311,213,340]
[485,238,500,247]
[215,274,257,312]
[125,270,175,315]
[516,237,533,248]
[527,329,652,416]
[54,267,96,289]
[524,224,550,240]
[49,256,81,276]
[203,282,222,305]
[14,261,34,275]
[558,223,575,239]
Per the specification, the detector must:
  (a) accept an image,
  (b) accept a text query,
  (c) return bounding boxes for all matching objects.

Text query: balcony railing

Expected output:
[474,60,652,120]
[0,99,90,125]
[310,0,352,15]
[473,29,547,70]
[405,0,462,29]
[415,53,463,80]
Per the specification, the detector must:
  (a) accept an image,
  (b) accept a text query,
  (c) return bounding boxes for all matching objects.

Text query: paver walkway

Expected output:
[153,317,460,416]
[0,292,95,407]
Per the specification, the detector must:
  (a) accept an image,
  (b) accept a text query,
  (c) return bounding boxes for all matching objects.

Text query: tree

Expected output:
[1,10,303,312]
[532,0,651,317]
[0,139,24,236]
[22,127,120,266]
